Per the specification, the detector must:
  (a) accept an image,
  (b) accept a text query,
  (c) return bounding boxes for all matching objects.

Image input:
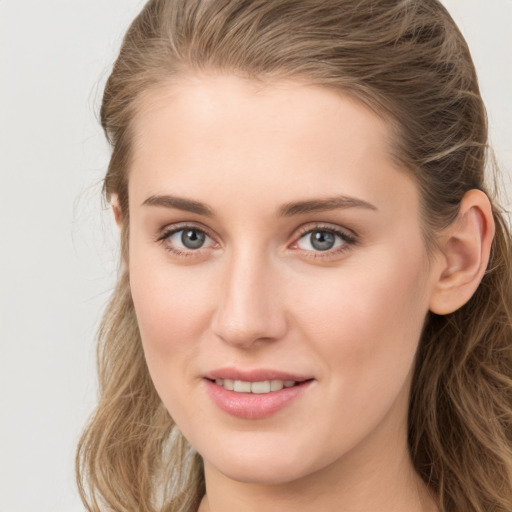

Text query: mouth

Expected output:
[203,370,314,419]
[206,378,310,394]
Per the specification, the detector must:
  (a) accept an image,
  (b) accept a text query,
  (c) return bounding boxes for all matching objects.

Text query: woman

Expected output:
[76,1,512,511]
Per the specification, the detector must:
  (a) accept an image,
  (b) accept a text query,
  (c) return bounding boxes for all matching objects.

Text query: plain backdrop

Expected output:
[0,1,511,511]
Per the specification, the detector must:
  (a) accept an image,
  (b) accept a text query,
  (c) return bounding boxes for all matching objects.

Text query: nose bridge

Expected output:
[212,244,286,348]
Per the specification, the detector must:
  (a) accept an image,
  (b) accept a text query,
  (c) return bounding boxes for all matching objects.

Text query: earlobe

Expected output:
[429,189,495,315]
[111,194,123,229]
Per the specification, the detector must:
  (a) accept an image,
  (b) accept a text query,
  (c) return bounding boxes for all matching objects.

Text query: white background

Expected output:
[1,1,511,511]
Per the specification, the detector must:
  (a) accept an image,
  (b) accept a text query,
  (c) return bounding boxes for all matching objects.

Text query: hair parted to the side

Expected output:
[76,1,512,511]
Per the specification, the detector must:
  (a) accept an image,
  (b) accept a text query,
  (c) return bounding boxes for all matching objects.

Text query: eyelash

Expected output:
[293,224,357,259]
[157,223,217,258]
[156,223,358,259]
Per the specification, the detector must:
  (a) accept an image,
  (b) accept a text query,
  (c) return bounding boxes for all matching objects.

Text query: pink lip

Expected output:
[205,367,311,382]
[203,368,314,420]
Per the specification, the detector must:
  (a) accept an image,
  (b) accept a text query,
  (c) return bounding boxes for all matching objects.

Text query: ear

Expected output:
[110,194,123,229]
[429,189,495,315]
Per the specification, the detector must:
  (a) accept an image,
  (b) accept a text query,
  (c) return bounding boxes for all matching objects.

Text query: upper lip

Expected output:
[205,367,312,382]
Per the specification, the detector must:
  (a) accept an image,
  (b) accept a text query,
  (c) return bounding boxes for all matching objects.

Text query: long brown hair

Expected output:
[76,1,512,511]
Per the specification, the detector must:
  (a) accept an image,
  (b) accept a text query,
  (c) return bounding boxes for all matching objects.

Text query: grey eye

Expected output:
[310,231,335,251]
[180,229,206,249]
[297,229,345,252]
[165,228,211,250]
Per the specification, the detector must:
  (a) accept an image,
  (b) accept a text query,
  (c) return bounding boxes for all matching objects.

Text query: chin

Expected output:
[201,437,327,486]
[215,459,309,485]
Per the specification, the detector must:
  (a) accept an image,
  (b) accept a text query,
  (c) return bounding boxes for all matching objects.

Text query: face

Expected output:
[127,74,439,485]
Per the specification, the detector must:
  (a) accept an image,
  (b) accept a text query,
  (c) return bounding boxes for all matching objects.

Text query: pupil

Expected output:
[182,229,205,249]
[310,231,335,251]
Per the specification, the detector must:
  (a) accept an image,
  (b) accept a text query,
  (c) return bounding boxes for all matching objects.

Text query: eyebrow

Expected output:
[141,193,377,217]
[142,194,214,216]
[279,195,378,216]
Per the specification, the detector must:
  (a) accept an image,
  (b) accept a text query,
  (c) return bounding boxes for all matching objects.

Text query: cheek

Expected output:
[295,248,430,385]
[290,256,430,450]
[128,250,215,368]
[128,262,216,419]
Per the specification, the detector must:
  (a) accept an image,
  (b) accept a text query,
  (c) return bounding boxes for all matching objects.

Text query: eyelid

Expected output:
[293,222,358,243]
[289,223,358,257]
[156,222,219,255]
[155,221,357,259]
[157,221,217,241]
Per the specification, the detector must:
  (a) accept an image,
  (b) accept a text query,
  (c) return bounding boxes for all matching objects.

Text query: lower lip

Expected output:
[204,379,313,419]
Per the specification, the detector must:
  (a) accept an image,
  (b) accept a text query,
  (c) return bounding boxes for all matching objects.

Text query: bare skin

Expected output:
[197,373,439,512]
[122,73,492,512]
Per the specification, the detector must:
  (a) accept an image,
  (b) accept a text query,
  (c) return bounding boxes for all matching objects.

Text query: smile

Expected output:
[204,374,314,419]
[213,378,297,394]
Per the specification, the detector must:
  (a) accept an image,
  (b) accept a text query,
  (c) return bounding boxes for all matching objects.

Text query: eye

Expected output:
[295,228,352,253]
[158,226,216,254]
[174,228,208,249]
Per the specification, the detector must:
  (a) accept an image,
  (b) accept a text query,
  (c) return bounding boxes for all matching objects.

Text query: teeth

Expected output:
[234,380,252,392]
[270,380,284,391]
[214,379,297,394]
[251,381,271,394]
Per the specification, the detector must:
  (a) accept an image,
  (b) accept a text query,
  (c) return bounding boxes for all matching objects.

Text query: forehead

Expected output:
[131,74,394,162]
[128,74,417,218]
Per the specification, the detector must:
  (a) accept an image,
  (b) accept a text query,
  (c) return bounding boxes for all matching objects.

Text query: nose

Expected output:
[211,250,288,349]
